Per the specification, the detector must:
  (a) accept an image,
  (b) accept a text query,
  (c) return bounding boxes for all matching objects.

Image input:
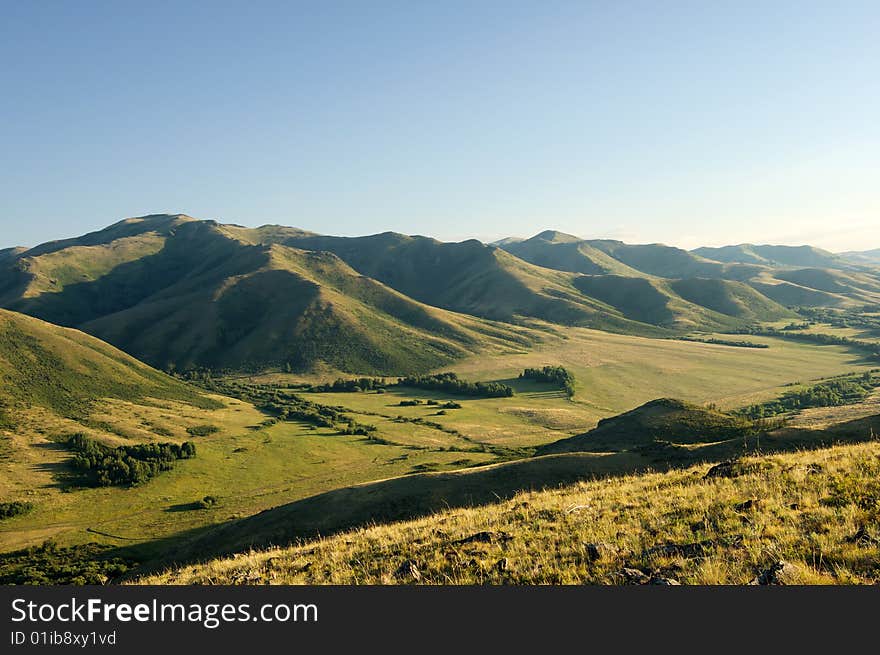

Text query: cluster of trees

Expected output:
[738,373,880,419]
[66,433,196,487]
[309,378,386,393]
[796,307,880,332]
[397,372,514,398]
[678,336,769,349]
[520,366,576,397]
[0,501,32,520]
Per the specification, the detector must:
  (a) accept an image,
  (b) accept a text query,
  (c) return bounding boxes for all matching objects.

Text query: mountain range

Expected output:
[1,214,878,375]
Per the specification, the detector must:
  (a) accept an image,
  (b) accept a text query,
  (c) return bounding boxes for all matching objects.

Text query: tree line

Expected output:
[397,372,514,398]
[736,372,880,419]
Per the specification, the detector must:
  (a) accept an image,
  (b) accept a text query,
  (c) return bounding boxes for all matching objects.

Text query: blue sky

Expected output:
[1,1,878,251]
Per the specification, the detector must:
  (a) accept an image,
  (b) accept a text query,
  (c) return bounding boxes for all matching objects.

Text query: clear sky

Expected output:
[1,1,878,251]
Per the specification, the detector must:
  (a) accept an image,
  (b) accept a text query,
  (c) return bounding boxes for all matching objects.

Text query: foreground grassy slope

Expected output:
[139,439,880,585]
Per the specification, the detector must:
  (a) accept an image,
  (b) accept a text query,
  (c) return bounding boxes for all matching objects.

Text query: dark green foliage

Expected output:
[399,399,422,407]
[737,372,880,419]
[66,433,196,487]
[520,366,576,397]
[397,372,514,398]
[0,501,33,520]
[677,336,769,349]
[310,377,386,392]
[0,542,134,585]
[186,424,219,437]
[441,401,462,409]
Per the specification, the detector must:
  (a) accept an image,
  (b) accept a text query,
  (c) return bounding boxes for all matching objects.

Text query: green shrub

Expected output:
[186,424,219,437]
[0,501,33,520]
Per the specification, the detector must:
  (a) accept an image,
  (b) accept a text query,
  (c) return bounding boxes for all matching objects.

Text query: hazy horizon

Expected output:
[2,2,878,252]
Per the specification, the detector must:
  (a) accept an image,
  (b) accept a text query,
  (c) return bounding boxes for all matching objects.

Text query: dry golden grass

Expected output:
[138,440,880,585]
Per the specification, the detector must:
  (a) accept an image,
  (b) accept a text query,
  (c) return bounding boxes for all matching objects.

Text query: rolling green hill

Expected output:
[500,231,646,276]
[0,308,216,425]
[212,224,793,331]
[536,398,751,454]
[230,227,666,331]
[668,277,796,322]
[0,217,536,375]
[841,248,880,266]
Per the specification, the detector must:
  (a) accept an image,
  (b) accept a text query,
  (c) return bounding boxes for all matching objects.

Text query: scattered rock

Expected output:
[495,558,509,573]
[750,560,800,585]
[394,559,421,582]
[649,576,681,585]
[456,531,513,545]
[618,568,651,585]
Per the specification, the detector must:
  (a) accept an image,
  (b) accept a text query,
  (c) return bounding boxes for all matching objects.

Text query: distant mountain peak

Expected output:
[530,230,581,243]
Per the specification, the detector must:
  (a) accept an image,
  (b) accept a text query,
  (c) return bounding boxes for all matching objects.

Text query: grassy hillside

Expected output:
[500,232,645,276]
[138,439,880,585]
[235,227,669,333]
[1,215,873,377]
[1,217,536,375]
[668,277,796,322]
[773,268,880,304]
[0,308,215,423]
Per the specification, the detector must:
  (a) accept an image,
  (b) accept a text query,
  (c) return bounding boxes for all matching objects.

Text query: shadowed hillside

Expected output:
[0,217,536,375]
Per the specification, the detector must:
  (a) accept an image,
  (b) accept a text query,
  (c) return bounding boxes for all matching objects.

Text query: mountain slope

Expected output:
[693,244,846,269]
[0,217,535,375]
[0,308,215,425]
[214,227,676,334]
[500,232,646,276]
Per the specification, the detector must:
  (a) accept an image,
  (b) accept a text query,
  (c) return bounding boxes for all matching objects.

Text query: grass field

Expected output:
[445,326,877,414]
[0,394,497,554]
